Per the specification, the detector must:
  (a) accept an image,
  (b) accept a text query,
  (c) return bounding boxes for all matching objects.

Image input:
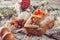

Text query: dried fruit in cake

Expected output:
[25,28,42,36]
[24,14,42,28]
[30,16,40,25]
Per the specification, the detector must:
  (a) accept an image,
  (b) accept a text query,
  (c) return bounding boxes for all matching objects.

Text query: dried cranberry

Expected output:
[17,19,25,29]
[17,19,23,24]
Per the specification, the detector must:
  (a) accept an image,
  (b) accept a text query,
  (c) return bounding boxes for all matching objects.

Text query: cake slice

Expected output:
[24,9,55,36]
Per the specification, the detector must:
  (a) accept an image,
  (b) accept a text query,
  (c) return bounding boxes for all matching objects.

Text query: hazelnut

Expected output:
[1,28,9,37]
[2,33,15,40]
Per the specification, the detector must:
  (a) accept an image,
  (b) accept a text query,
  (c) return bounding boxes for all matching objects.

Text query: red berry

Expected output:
[17,19,24,29]
[36,10,41,15]
[20,0,30,9]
